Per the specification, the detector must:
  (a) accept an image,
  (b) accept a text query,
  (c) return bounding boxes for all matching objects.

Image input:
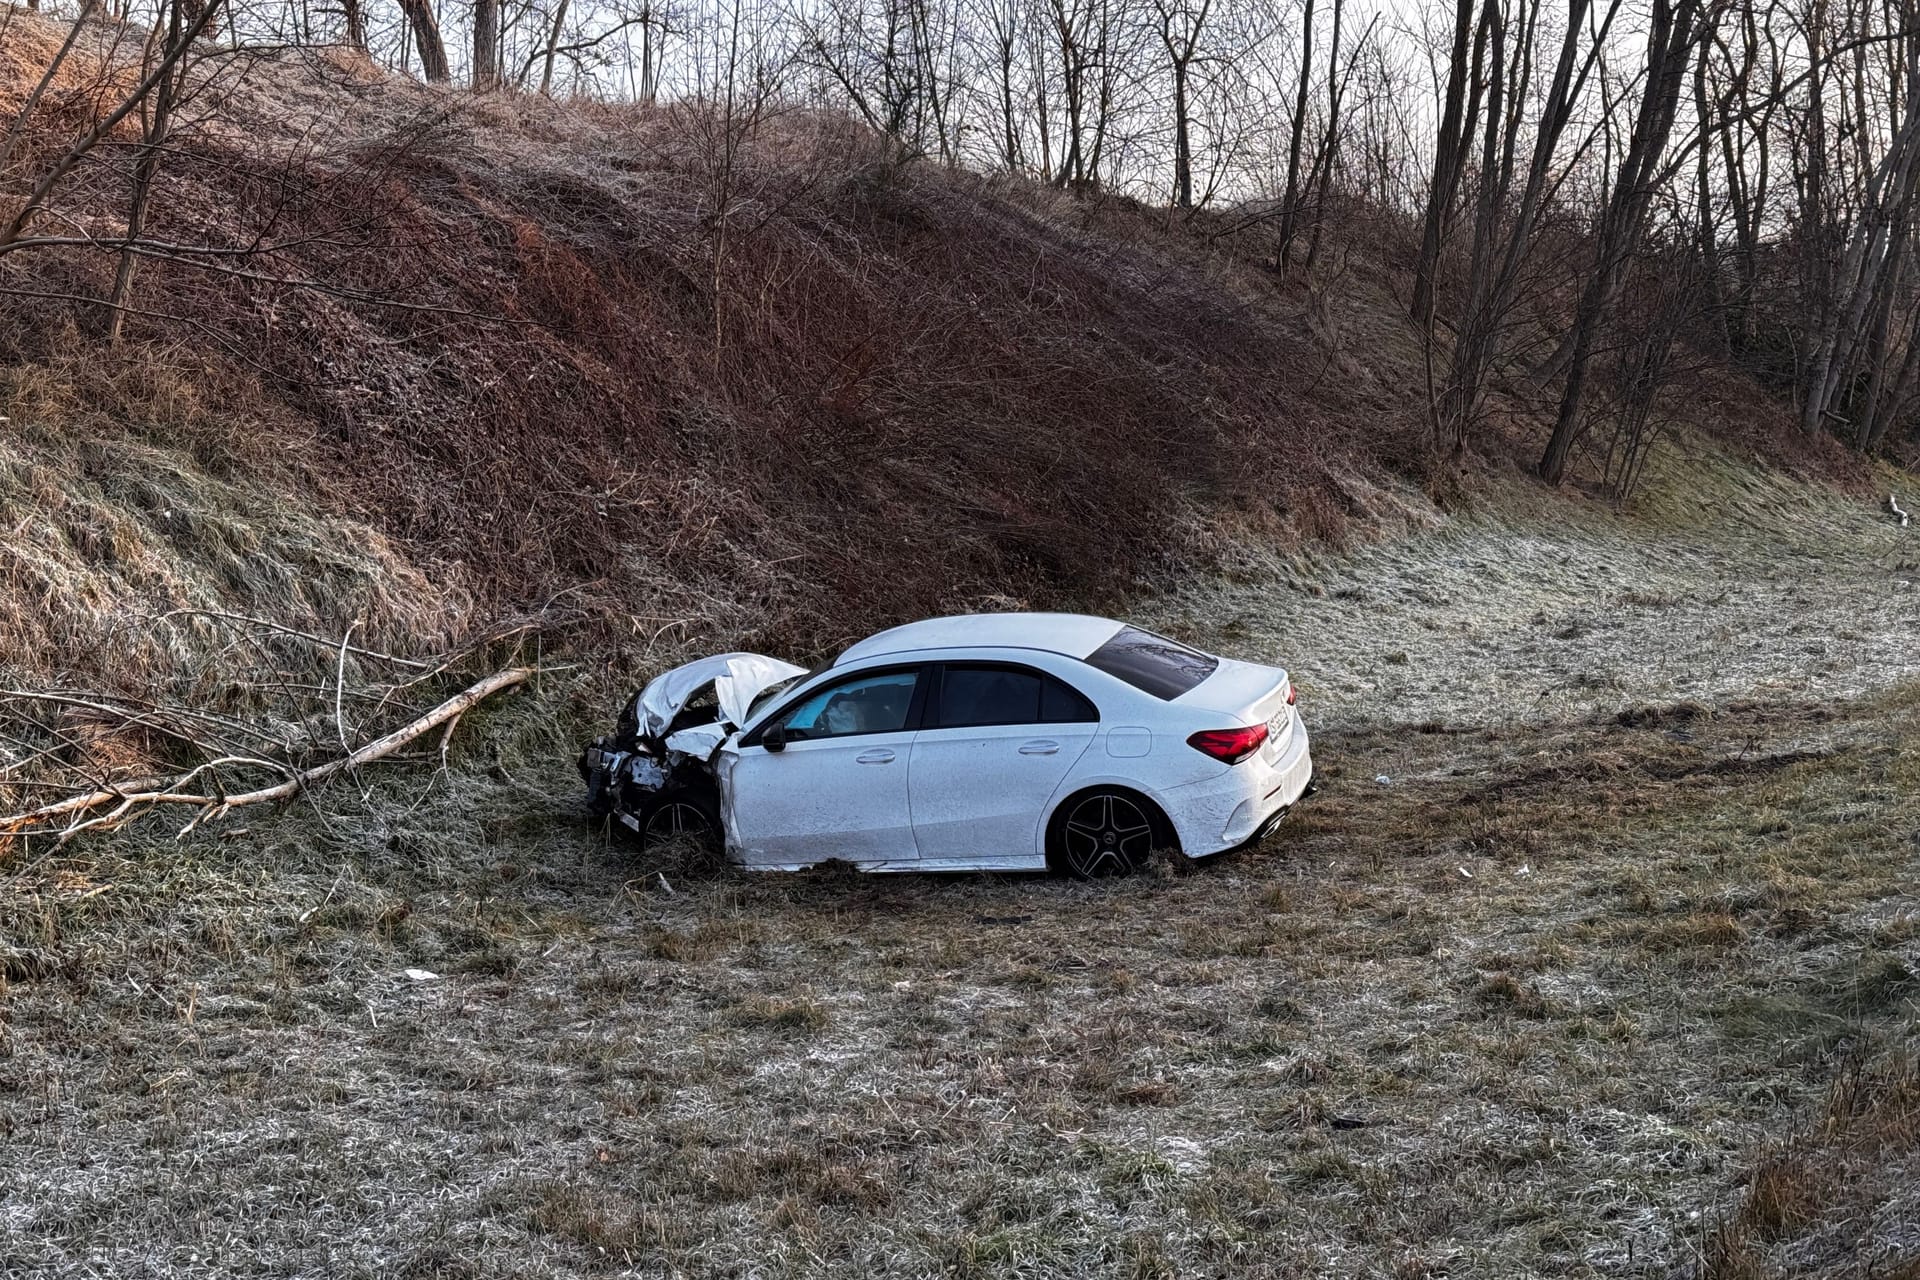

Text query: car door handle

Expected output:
[855,748,896,764]
[1018,740,1060,755]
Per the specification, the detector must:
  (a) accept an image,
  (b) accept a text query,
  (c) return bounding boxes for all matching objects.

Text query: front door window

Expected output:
[771,670,919,740]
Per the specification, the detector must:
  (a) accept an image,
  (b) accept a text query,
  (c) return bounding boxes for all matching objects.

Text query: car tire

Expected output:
[639,788,723,856]
[1047,787,1174,879]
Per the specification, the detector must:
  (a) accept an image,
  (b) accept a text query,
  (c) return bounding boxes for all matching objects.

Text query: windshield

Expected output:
[745,675,803,722]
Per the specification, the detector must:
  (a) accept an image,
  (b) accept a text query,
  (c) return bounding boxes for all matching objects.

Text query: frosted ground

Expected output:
[4,443,1917,1280]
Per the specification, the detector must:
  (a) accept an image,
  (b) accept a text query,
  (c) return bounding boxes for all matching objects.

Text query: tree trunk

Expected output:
[1438,0,1510,455]
[1442,0,1617,457]
[999,35,1020,171]
[107,0,188,345]
[1277,0,1316,265]
[342,0,367,50]
[473,0,501,90]
[1172,57,1192,207]
[1864,300,1920,453]
[1802,49,1920,436]
[1851,237,1903,448]
[1410,0,1477,323]
[1691,31,1726,352]
[1303,0,1353,271]
[539,0,570,94]
[1538,0,1703,485]
[400,0,452,83]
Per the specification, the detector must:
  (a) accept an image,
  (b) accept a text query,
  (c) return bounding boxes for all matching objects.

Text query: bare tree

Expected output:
[1539,0,1714,484]
[1800,12,1920,436]
[1275,0,1314,259]
[1436,0,1625,458]
[473,0,502,86]
[1409,0,1485,323]
[1151,0,1211,207]
[107,0,199,344]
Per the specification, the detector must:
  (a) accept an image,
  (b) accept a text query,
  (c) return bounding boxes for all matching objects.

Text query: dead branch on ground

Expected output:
[0,668,535,848]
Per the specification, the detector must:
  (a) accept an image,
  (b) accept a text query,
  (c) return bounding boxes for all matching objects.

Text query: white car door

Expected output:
[908,663,1099,863]
[719,666,924,867]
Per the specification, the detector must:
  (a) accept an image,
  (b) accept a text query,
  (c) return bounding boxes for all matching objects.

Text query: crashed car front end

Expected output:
[579,652,804,848]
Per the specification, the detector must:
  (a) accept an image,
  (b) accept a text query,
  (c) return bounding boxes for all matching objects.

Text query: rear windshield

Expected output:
[1083,626,1219,700]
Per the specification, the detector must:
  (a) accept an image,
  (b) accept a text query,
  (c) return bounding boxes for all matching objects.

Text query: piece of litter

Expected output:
[657,872,675,895]
[1515,864,1532,877]
[1375,774,1392,785]
[403,968,439,982]
[1457,866,1473,879]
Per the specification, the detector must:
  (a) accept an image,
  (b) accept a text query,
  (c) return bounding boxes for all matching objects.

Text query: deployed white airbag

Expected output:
[663,722,730,759]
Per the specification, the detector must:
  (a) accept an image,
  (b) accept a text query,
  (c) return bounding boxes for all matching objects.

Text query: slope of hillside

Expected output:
[2,16,1441,691]
[2,13,1872,695]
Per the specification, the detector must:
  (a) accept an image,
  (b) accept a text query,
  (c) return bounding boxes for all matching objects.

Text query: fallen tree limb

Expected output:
[0,668,535,844]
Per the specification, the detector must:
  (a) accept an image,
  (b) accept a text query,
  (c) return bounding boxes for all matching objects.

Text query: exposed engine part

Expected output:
[578,743,664,817]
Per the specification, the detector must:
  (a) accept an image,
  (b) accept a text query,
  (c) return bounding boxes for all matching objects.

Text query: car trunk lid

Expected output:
[1176,656,1292,727]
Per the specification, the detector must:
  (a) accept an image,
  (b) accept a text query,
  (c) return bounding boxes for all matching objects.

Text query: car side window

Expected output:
[770,670,919,741]
[1039,674,1098,723]
[935,665,1098,728]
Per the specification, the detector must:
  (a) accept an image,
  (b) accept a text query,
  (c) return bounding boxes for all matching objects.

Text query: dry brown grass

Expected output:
[0,12,1439,681]
[0,370,466,689]
[1702,1054,1920,1278]
[0,13,1471,862]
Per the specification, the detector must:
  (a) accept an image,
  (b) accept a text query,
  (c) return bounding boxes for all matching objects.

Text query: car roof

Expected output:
[835,612,1127,666]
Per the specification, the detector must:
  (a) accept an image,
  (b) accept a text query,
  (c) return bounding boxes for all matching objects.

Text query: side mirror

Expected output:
[764,723,788,753]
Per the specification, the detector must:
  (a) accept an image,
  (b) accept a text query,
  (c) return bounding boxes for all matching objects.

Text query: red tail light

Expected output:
[1187,724,1268,764]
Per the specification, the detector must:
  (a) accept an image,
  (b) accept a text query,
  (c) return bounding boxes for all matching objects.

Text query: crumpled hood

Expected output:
[632,652,806,740]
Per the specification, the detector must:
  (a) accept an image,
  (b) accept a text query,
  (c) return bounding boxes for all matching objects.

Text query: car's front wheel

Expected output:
[639,790,723,859]
[1048,788,1170,879]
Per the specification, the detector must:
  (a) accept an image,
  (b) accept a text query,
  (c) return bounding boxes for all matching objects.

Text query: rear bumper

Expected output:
[1223,770,1315,853]
[1162,719,1315,857]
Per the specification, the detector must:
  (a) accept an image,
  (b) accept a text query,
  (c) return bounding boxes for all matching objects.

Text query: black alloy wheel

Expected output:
[1056,790,1159,878]
[641,796,721,854]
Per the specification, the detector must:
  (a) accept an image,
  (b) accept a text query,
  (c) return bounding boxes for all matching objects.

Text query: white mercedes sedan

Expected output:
[579,613,1314,876]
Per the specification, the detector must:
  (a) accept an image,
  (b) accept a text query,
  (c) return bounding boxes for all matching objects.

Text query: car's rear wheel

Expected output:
[1049,788,1169,879]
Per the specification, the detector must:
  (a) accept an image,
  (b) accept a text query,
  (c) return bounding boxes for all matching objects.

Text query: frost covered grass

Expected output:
[4,477,1918,1279]
[1144,431,1920,733]
[0,361,468,696]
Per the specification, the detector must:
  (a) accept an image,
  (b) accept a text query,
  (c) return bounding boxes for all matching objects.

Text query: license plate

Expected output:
[1264,709,1290,757]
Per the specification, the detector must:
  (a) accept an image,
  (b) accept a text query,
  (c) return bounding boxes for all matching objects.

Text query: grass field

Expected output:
[4,460,1918,1279]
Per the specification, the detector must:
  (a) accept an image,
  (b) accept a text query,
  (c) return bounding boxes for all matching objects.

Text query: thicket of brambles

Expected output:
[8,0,1920,485]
